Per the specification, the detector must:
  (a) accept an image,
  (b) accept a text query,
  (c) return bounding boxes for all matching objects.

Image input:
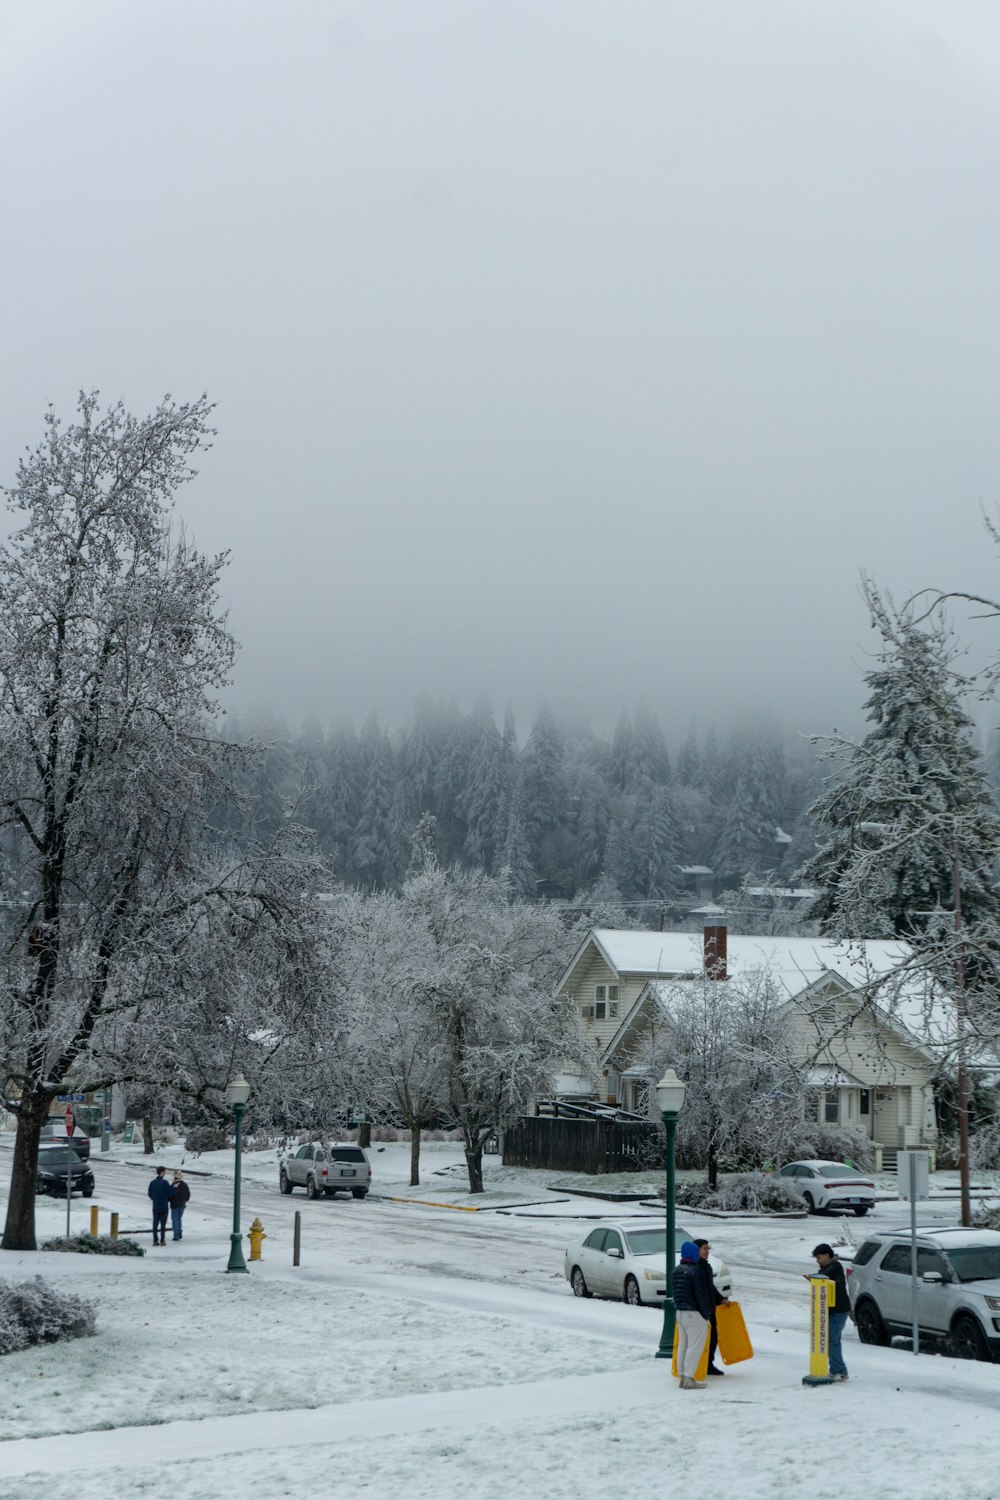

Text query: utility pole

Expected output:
[952,844,972,1229]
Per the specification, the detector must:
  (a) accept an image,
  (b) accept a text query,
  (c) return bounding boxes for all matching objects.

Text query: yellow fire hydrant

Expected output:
[247,1217,267,1262]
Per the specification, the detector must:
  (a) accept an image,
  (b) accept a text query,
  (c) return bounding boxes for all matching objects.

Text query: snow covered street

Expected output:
[2,1141,999,1499]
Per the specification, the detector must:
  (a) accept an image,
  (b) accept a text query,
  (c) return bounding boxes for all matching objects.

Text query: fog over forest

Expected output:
[3,3,1000,740]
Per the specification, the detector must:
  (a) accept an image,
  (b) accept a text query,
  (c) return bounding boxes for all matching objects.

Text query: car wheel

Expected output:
[803,1192,817,1213]
[82,1189,93,1199]
[951,1314,991,1362]
[624,1275,643,1306]
[279,1170,292,1195]
[854,1205,871,1217]
[305,1177,319,1200]
[570,1266,591,1298]
[855,1298,891,1346]
[352,1189,368,1199]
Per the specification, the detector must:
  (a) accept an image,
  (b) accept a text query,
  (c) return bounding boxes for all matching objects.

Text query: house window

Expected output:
[859,1089,871,1116]
[606,1071,621,1104]
[595,984,619,1021]
[824,1088,840,1123]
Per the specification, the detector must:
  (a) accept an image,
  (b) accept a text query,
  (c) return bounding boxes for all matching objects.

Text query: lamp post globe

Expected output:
[654,1068,685,1359]
[225,1074,251,1274]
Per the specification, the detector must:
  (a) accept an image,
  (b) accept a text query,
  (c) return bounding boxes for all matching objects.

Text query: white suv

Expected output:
[279,1143,372,1200]
[849,1226,1000,1362]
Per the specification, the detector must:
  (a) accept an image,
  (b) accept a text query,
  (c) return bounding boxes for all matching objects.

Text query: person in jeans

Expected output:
[170,1171,191,1240]
[148,1166,173,1246]
[672,1239,714,1389]
[812,1242,850,1381]
[694,1238,729,1375]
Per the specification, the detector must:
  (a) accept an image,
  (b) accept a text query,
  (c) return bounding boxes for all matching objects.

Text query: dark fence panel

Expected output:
[502,1116,663,1174]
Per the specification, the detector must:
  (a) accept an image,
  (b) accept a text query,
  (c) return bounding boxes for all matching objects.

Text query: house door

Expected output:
[873,1090,897,1145]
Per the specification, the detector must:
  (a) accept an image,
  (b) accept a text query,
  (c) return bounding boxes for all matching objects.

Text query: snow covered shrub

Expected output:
[781,1125,874,1171]
[676,1173,803,1214]
[973,1204,1000,1231]
[42,1234,144,1257]
[185,1124,228,1154]
[0,1277,96,1356]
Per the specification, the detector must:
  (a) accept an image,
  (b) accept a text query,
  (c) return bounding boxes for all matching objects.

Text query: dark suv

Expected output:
[850,1226,1000,1362]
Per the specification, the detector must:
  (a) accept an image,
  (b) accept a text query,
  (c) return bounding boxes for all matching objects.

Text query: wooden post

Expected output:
[89,1204,99,1237]
[110,1211,119,1241]
[293,1209,301,1267]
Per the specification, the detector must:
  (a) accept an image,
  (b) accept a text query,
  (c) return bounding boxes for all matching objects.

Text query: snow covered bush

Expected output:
[973,1204,1000,1231]
[185,1124,228,1154]
[0,1277,96,1355]
[781,1125,875,1171]
[42,1234,144,1257]
[676,1172,804,1214]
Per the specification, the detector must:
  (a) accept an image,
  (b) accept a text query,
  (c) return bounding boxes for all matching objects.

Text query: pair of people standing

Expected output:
[147,1167,191,1245]
[673,1239,727,1389]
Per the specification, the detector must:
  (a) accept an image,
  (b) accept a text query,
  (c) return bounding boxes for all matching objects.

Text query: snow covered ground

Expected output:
[1,1138,998,1499]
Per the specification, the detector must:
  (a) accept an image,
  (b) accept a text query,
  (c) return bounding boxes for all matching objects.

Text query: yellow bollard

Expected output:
[110,1211,119,1241]
[247,1217,267,1262]
[89,1205,99,1237]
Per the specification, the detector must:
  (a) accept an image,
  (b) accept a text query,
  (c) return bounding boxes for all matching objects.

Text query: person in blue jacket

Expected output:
[673,1239,714,1389]
[148,1166,173,1246]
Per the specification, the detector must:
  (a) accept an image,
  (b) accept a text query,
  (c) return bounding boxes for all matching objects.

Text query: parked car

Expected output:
[849,1226,1000,1361]
[36,1146,95,1198]
[279,1143,372,1200]
[563,1222,732,1306]
[39,1120,91,1160]
[777,1160,876,1215]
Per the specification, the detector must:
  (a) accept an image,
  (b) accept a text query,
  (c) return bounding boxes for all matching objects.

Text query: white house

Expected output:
[555,924,946,1158]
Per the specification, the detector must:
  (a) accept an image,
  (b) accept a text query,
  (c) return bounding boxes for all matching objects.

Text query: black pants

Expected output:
[708,1311,719,1367]
[152,1207,168,1244]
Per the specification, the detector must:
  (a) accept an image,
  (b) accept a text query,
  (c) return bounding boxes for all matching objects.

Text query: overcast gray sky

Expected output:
[3,0,1000,739]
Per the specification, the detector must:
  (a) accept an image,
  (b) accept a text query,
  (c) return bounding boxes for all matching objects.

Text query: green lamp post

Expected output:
[225,1073,251,1274]
[654,1067,686,1359]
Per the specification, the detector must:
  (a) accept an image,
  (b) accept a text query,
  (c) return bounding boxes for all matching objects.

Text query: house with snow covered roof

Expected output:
[555,925,945,1163]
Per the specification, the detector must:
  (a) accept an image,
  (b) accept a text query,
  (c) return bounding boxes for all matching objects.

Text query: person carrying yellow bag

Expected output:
[672,1240,714,1389]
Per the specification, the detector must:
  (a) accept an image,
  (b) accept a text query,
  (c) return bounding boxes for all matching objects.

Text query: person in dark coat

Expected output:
[694,1238,729,1375]
[673,1239,714,1389]
[170,1171,191,1241]
[812,1242,850,1380]
[148,1166,172,1246]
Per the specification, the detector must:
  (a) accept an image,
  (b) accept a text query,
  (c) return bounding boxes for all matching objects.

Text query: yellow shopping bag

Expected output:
[671,1319,710,1379]
[716,1300,754,1365]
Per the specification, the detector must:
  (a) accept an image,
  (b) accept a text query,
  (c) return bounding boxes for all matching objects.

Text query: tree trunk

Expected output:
[2,1096,49,1251]
[410,1125,422,1187]
[707,1137,718,1191]
[142,1115,154,1154]
[359,1121,372,1149]
[465,1146,484,1194]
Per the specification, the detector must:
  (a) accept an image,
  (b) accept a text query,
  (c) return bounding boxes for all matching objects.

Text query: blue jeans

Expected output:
[152,1207,168,1244]
[829,1311,849,1377]
[171,1206,185,1240]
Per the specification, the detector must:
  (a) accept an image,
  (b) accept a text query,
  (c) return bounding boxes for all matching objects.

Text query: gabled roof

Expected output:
[589,928,913,992]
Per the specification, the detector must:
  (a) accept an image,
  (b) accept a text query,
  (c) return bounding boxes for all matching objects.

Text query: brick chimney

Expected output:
[703,923,727,980]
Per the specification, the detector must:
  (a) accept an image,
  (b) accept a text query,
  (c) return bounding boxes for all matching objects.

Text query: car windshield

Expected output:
[624,1229,668,1256]
[816,1163,865,1178]
[38,1149,82,1168]
[944,1247,1000,1283]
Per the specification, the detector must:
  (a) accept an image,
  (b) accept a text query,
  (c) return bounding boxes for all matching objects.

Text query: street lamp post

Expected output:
[654,1067,686,1359]
[225,1074,251,1274]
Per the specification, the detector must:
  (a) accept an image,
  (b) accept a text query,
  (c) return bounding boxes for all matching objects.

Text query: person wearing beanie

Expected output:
[672,1239,714,1388]
[812,1243,850,1381]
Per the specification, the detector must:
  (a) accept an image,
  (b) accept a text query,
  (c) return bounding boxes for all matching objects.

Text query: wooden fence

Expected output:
[502,1116,663,1175]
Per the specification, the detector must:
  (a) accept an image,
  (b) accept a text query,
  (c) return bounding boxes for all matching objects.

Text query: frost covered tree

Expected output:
[801,591,1000,951]
[401,866,585,1192]
[640,967,807,1186]
[0,393,326,1250]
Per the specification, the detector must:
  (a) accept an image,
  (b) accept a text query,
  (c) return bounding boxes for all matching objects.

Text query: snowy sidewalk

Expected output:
[0,1368,669,1481]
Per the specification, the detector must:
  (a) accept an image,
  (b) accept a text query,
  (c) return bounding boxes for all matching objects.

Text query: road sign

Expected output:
[65,1105,75,1137]
[350,1104,366,1125]
[57,1093,86,1102]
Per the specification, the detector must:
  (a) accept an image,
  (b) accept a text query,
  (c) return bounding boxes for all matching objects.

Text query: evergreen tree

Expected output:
[802,592,1000,947]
